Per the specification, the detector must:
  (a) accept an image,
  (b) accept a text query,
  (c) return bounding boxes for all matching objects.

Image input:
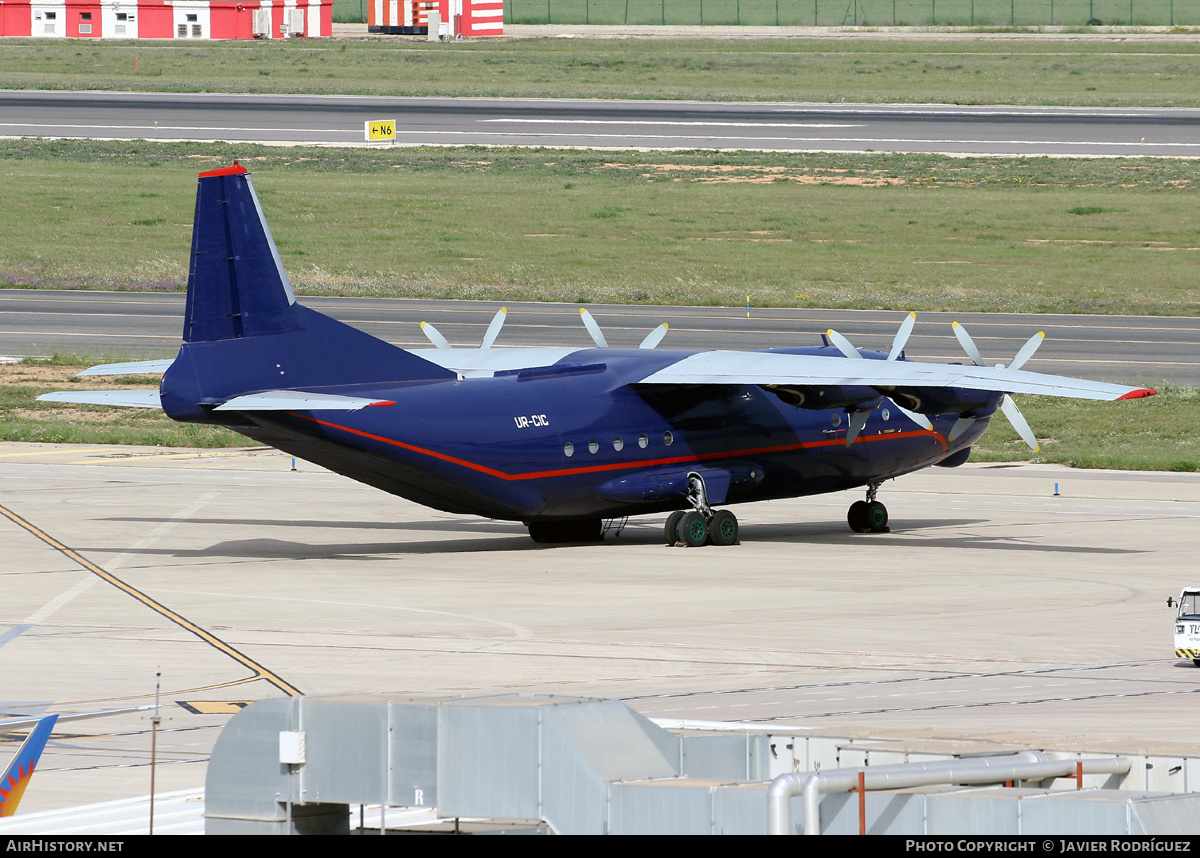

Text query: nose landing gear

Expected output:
[848,481,889,533]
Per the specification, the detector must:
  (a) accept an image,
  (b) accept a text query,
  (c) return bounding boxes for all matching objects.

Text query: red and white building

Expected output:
[369,0,501,37]
[0,0,332,38]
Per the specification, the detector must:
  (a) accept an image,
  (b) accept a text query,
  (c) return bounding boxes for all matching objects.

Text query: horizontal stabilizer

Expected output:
[37,390,162,409]
[76,359,175,377]
[214,390,396,412]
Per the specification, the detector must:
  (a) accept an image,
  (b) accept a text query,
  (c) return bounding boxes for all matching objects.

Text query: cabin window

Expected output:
[830,413,842,427]
[587,440,599,454]
[563,442,574,458]
[881,408,890,422]
[637,434,648,449]
[663,431,674,446]
[613,437,623,452]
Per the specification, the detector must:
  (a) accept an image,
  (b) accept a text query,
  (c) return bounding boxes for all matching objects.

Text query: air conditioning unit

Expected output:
[252,9,270,35]
[288,9,305,34]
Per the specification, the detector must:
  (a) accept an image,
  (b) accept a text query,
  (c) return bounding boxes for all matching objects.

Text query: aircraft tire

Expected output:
[865,501,889,533]
[678,511,709,547]
[665,511,686,545]
[1193,659,1200,667]
[708,510,739,546]
[847,500,870,533]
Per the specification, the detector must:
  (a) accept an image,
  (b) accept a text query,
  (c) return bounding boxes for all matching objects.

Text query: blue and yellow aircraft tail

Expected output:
[0,715,57,817]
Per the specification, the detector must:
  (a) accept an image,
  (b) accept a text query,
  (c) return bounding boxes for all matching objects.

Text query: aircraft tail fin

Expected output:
[161,166,455,419]
[184,164,299,344]
[0,715,58,817]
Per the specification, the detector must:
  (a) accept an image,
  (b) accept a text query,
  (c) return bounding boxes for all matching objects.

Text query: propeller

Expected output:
[639,323,669,350]
[580,309,609,348]
[421,307,509,350]
[419,320,453,350]
[826,328,862,360]
[950,322,1044,451]
[480,307,507,349]
[887,312,916,361]
[828,315,932,438]
[580,309,669,350]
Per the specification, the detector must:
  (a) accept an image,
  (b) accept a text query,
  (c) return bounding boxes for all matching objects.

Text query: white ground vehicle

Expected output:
[1172,588,1200,666]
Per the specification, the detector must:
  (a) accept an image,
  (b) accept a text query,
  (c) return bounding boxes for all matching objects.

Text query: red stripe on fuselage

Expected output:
[292,413,947,481]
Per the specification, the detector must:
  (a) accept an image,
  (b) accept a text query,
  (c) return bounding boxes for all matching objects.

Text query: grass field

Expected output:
[3,140,1198,316]
[3,36,1200,105]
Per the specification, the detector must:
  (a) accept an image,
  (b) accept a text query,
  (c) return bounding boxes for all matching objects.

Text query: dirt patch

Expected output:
[605,162,905,186]
[699,237,794,242]
[0,363,159,391]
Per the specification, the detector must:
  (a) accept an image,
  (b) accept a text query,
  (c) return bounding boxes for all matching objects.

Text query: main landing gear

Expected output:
[847,481,889,533]
[664,474,740,547]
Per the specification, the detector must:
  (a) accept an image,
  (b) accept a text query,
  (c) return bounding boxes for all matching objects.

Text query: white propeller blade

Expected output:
[887,312,916,361]
[480,307,507,350]
[845,410,871,446]
[1000,394,1040,451]
[1007,331,1045,372]
[420,321,453,350]
[827,329,862,360]
[579,309,609,348]
[639,323,668,350]
[893,403,933,431]
[952,321,985,367]
[949,415,977,442]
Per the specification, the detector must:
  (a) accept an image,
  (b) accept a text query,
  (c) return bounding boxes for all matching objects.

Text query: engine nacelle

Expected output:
[936,447,972,468]
[763,384,881,412]
[883,387,1004,416]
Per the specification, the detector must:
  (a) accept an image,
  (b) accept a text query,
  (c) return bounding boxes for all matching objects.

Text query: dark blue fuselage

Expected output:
[166,342,983,523]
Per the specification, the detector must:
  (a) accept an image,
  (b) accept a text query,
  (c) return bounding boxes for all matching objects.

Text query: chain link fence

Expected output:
[505,0,1200,25]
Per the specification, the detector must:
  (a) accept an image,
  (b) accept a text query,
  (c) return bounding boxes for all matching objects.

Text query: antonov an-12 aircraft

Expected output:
[40,164,1155,547]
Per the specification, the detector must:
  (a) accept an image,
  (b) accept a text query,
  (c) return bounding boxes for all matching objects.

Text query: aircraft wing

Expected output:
[637,351,1154,402]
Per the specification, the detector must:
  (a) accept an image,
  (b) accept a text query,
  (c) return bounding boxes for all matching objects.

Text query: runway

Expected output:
[4,90,1199,156]
[2,443,1198,814]
[0,288,1193,384]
